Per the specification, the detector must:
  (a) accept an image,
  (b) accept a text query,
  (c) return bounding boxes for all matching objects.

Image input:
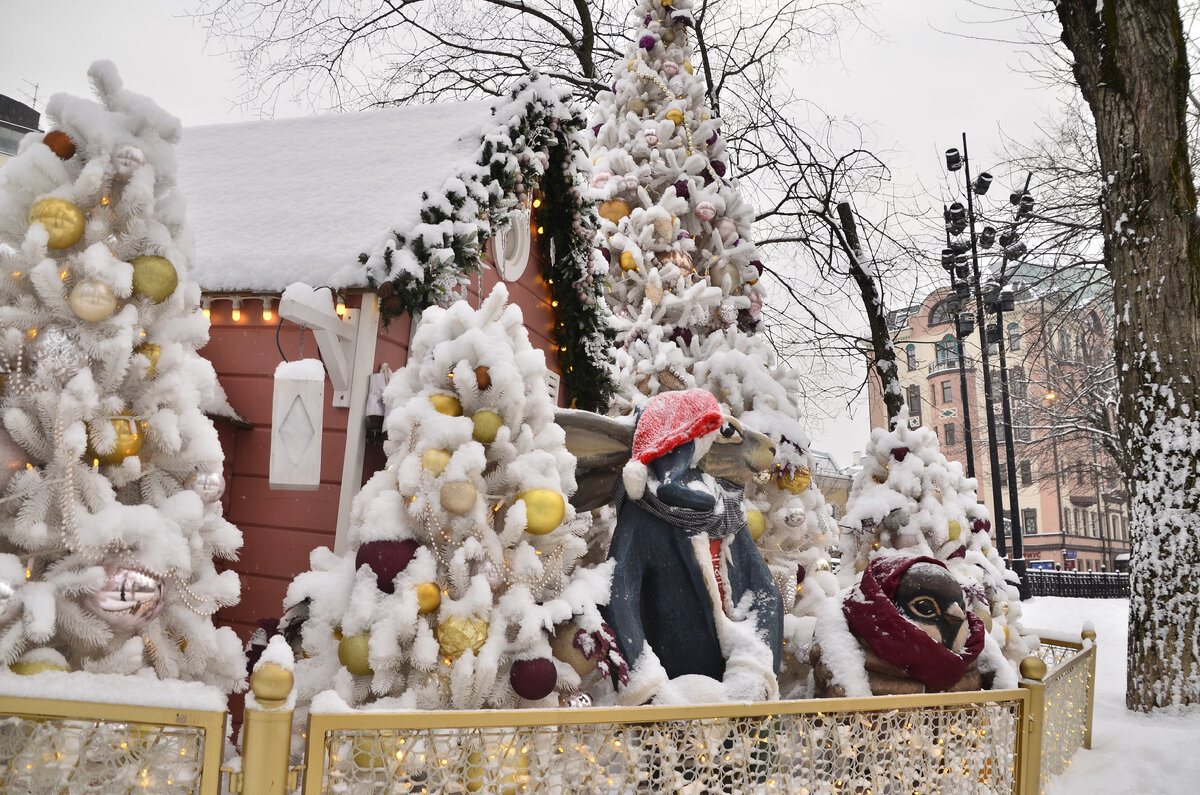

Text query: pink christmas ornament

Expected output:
[694,201,717,222]
[83,562,164,632]
[643,128,660,146]
[662,60,680,77]
[590,170,612,189]
[748,291,763,316]
[716,218,738,243]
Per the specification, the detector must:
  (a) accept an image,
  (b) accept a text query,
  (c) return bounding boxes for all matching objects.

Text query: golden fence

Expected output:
[0,632,1095,795]
[0,693,225,794]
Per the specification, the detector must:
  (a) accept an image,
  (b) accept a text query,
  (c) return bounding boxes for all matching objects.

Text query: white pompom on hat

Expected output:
[623,389,725,499]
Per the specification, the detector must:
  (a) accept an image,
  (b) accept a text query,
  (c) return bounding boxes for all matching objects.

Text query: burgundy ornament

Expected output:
[355,539,419,594]
[948,546,967,560]
[510,657,558,700]
[670,327,694,346]
[710,160,726,177]
[707,131,718,146]
[890,446,910,462]
[639,34,656,50]
[972,519,991,534]
[593,123,602,135]
[674,179,690,200]
[752,260,764,277]
[796,563,807,584]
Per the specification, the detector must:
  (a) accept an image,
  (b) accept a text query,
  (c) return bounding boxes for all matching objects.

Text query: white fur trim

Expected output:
[689,429,717,467]
[623,460,648,499]
[617,651,670,706]
[812,593,873,697]
[978,630,1018,690]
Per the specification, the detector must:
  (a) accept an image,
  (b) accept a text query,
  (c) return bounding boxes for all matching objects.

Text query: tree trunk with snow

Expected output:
[1057,0,1200,710]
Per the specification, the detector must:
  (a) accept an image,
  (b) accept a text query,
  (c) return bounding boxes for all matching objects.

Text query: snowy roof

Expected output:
[177,100,494,293]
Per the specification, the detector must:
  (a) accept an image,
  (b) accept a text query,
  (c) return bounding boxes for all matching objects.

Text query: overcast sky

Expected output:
[1,0,1072,466]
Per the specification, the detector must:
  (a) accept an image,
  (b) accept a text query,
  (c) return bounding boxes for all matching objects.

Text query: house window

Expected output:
[1008,322,1021,350]
[1020,461,1033,486]
[1022,508,1038,535]
[907,385,922,425]
[906,345,917,371]
[945,423,957,446]
[940,380,954,404]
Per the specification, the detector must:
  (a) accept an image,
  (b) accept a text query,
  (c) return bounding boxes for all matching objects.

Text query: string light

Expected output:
[230,298,242,322]
[262,297,274,321]
[201,297,211,319]
[336,294,347,317]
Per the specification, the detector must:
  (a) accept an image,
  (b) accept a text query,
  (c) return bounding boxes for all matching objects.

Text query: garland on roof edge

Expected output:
[362,75,616,413]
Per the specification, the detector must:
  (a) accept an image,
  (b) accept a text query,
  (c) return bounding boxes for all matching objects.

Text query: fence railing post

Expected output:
[1082,628,1097,750]
[234,662,296,794]
[1018,655,1048,795]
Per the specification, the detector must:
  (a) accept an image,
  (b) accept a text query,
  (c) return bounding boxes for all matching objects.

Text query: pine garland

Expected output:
[361,75,616,411]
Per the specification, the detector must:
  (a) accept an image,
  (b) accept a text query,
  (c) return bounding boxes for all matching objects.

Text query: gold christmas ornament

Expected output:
[353,732,396,770]
[619,251,638,272]
[130,255,179,303]
[550,620,597,679]
[662,29,676,44]
[598,199,632,224]
[465,747,530,795]
[69,279,119,322]
[28,198,85,249]
[338,633,373,676]
[947,520,962,541]
[746,509,766,540]
[440,480,478,515]
[87,413,146,466]
[777,466,812,494]
[436,615,489,659]
[472,410,503,443]
[416,582,442,615]
[9,649,71,676]
[421,448,452,475]
[626,97,647,115]
[429,393,463,416]
[665,108,685,126]
[134,342,161,376]
[682,60,694,74]
[519,489,566,535]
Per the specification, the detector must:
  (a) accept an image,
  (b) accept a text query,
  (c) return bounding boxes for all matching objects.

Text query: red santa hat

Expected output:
[623,389,725,499]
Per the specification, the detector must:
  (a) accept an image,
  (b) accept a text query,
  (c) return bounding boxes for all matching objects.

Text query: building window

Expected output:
[941,380,953,404]
[1022,508,1038,535]
[1074,508,1082,534]
[906,344,917,371]
[1020,461,1033,486]
[907,385,922,425]
[1008,322,1021,350]
[945,423,956,446]
[935,334,959,368]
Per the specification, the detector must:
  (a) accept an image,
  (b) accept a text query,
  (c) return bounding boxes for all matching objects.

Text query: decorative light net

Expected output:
[314,701,1021,794]
[1034,641,1081,671]
[0,715,207,794]
[1039,653,1093,786]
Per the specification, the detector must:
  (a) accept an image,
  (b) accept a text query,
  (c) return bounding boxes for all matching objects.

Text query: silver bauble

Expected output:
[30,326,88,380]
[111,145,146,183]
[187,469,226,503]
[82,562,164,632]
[560,692,592,708]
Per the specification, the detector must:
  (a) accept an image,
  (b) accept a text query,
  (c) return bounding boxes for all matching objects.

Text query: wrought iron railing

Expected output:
[928,355,976,374]
[1025,571,1129,598]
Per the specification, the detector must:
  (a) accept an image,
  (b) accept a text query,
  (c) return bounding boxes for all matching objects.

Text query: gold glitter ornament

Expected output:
[338,633,373,676]
[69,279,119,322]
[746,509,766,540]
[429,393,462,416]
[627,97,647,115]
[130,255,178,303]
[682,60,694,74]
[134,342,161,376]
[948,520,962,541]
[519,489,566,535]
[550,620,597,679]
[436,615,489,659]
[440,480,478,515]
[9,649,71,676]
[472,410,503,443]
[421,448,451,475]
[27,198,85,249]
[665,108,685,125]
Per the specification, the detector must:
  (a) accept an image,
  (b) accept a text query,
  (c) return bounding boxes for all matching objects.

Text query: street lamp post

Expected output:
[944,223,977,480]
[941,133,1029,593]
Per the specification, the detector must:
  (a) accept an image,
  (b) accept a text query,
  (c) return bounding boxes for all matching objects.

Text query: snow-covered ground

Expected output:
[1022,597,1200,794]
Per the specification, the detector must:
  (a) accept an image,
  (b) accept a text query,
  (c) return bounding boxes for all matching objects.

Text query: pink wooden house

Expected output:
[177,81,610,646]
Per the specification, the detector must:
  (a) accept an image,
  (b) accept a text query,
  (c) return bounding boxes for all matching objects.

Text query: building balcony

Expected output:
[927,355,976,375]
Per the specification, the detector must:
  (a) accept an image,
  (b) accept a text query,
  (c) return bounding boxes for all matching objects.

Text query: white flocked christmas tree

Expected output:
[587,0,838,696]
[839,409,1038,664]
[0,62,244,691]
[285,285,618,714]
